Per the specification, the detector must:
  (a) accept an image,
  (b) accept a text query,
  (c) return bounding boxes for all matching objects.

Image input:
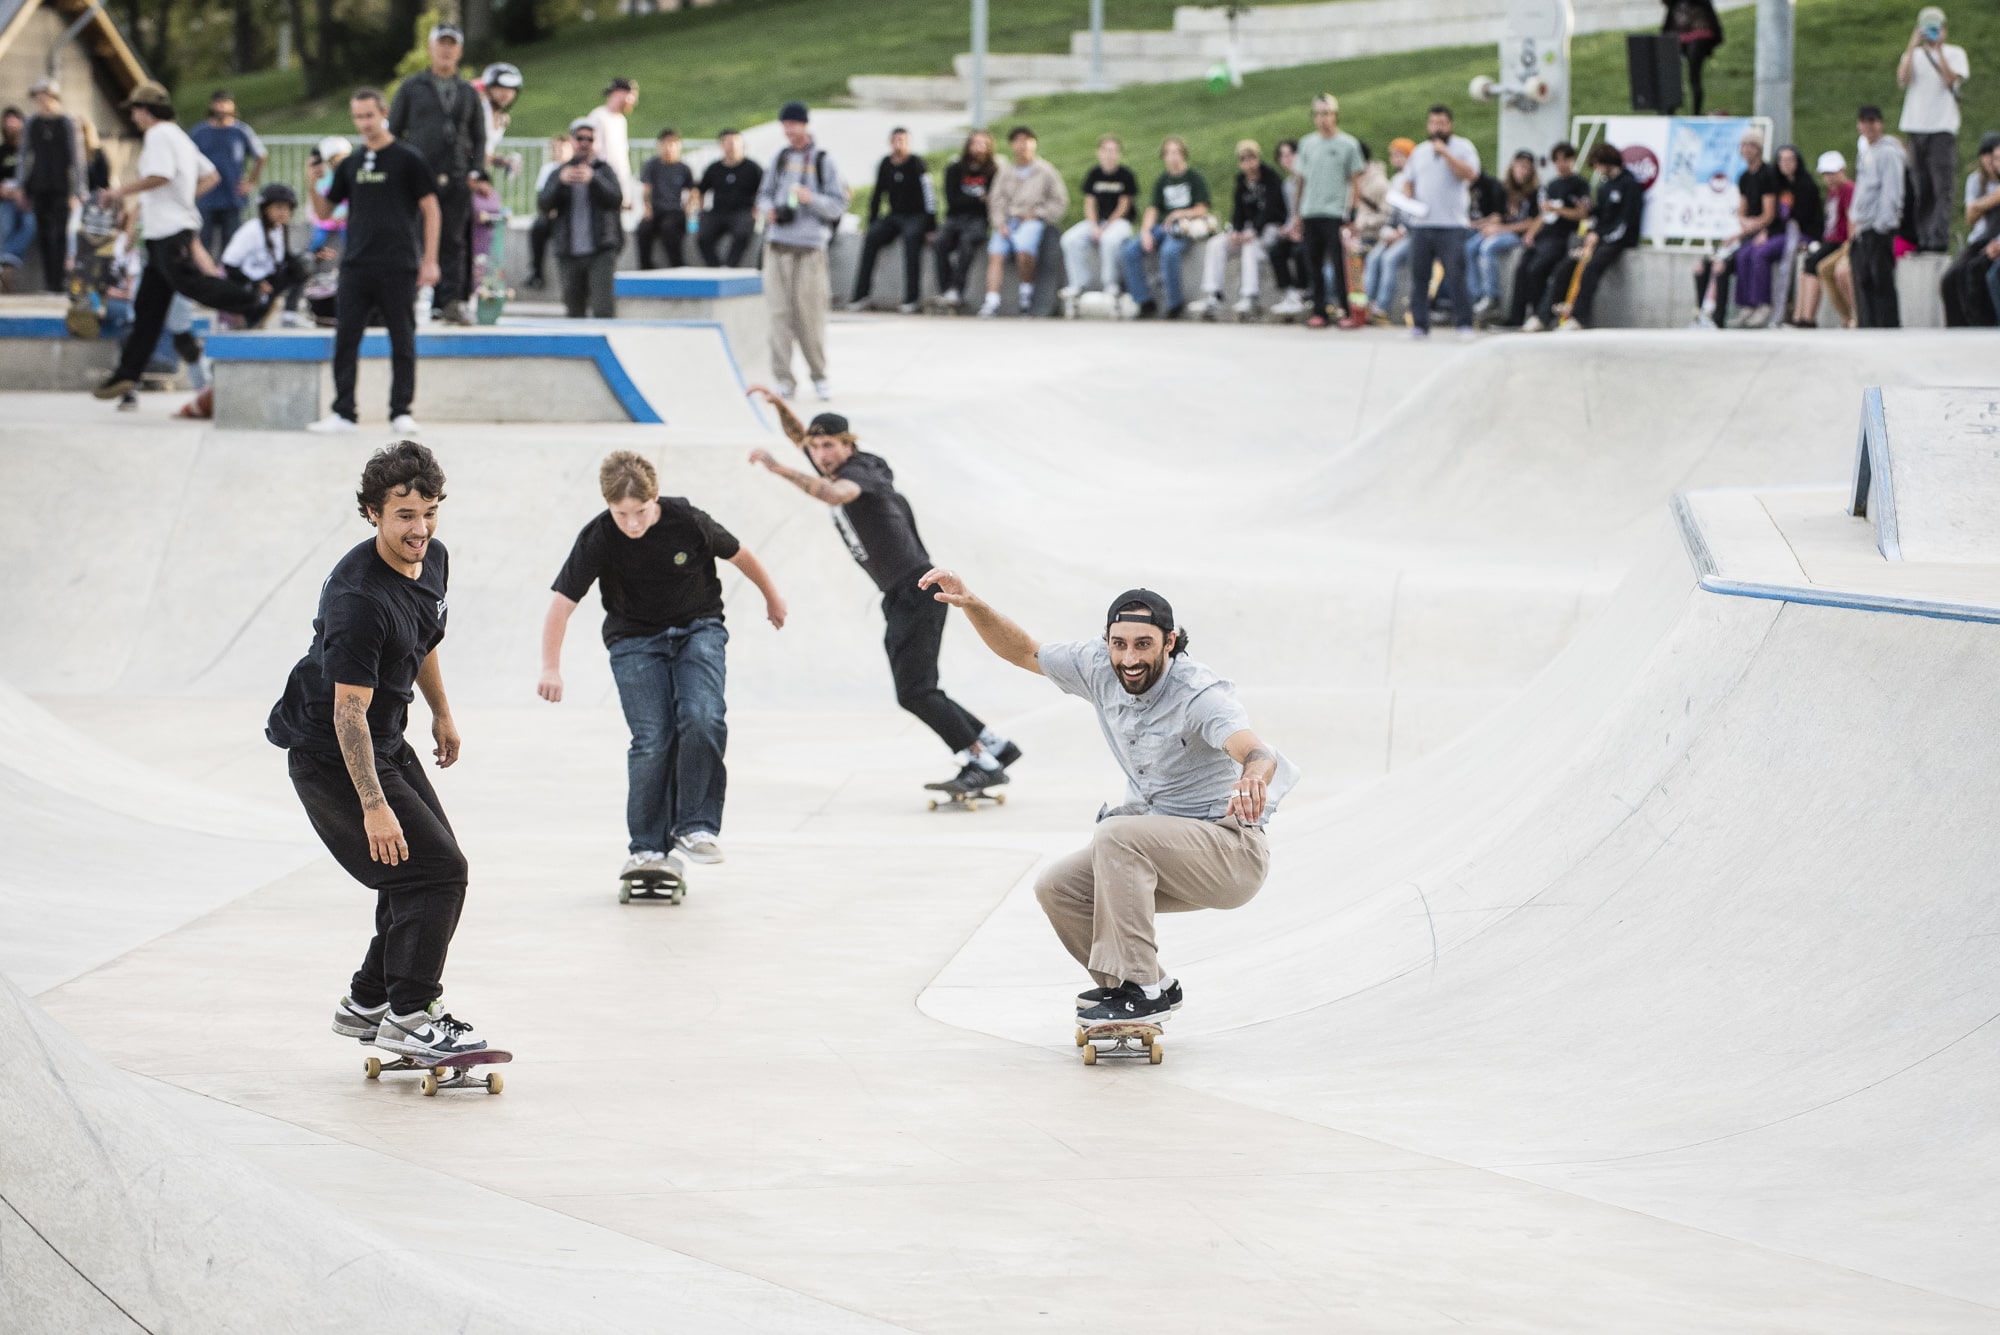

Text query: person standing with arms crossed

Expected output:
[745,389,1021,793]
[915,577,1297,1027]
[539,451,787,873]
[305,88,441,434]
[266,441,494,1064]
[389,23,483,324]
[756,102,847,401]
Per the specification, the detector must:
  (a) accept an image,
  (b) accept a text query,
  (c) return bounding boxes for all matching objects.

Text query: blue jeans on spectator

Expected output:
[200,203,242,262]
[607,618,729,853]
[0,197,36,273]
[1407,226,1474,332]
[1120,225,1190,310]
[1465,230,1522,304]
[1364,234,1410,312]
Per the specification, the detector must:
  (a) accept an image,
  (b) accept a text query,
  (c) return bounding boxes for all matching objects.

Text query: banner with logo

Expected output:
[1587,116,1768,243]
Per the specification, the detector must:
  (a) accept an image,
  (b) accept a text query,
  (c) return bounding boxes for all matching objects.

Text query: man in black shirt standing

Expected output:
[848,127,936,312]
[307,89,440,434]
[389,23,483,323]
[1503,141,1590,331]
[540,452,786,871]
[267,442,491,1065]
[746,388,1021,794]
[696,129,762,267]
[637,128,695,269]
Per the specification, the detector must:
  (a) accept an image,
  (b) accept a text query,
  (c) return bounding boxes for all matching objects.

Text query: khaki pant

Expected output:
[1035,814,1269,987]
[764,242,829,390]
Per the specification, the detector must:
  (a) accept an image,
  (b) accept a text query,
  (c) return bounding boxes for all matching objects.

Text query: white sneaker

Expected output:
[978,292,1001,319]
[621,849,673,875]
[940,288,961,308]
[1520,314,1546,333]
[1456,327,1479,342]
[331,994,390,1042]
[1556,317,1583,332]
[1689,312,1718,330]
[1232,295,1257,317]
[1744,304,1772,329]
[391,414,421,435]
[897,301,919,314]
[812,379,833,401]
[375,1001,488,1061]
[306,413,358,434]
[1270,293,1305,317]
[676,832,724,864]
[1056,284,1079,299]
[281,310,307,328]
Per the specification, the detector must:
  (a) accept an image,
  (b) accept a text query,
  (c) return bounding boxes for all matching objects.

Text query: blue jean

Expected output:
[607,618,729,852]
[0,198,35,268]
[1464,230,1522,303]
[1120,226,1190,309]
[1364,235,1409,311]
[1407,226,1473,332]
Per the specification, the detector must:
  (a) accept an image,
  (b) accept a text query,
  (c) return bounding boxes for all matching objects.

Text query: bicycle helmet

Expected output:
[259,181,299,209]
[482,62,524,91]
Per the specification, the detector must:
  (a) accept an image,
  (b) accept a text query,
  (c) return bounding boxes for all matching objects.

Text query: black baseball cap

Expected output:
[806,411,848,436]
[780,101,810,124]
[1106,589,1175,633]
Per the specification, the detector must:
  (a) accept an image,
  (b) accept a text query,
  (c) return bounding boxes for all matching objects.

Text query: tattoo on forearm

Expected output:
[770,399,807,445]
[334,696,386,812]
[1243,747,1276,768]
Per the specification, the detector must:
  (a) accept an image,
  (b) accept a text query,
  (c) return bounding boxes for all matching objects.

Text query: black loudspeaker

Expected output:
[1626,33,1685,113]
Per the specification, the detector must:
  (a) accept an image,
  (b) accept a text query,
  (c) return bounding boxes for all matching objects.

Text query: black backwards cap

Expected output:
[805,411,849,436]
[1106,588,1188,654]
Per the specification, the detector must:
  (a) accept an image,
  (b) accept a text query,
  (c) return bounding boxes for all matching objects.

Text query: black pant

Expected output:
[332,264,418,421]
[1693,254,1735,320]
[1505,237,1565,325]
[1906,131,1956,253]
[855,214,929,303]
[29,191,69,293]
[933,215,986,295]
[1851,229,1899,328]
[559,248,618,318]
[433,175,473,307]
[1681,37,1718,115]
[1568,243,1627,326]
[698,209,756,267]
[110,231,261,382]
[1301,216,1349,317]
[1940,242,1996,326]
[1406,226,1471,331]
[529,214,553,281]
[288,743,468,1016]
[881,577,983,753]
[636,211,688,269]
[200,202,242,261]
[1267,234,1307,293]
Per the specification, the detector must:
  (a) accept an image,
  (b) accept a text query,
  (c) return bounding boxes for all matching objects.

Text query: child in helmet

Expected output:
[220,181,308,327]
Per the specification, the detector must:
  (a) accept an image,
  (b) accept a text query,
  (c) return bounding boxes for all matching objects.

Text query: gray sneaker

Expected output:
[676,832,724,864]
[332,994,390,1043]
[375,1001,488,1060]
[621,849,673,876]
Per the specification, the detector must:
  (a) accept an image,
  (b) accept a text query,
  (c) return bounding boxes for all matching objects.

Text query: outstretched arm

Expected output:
[539,593,578,702]
[746,384,808,445]
[747,446,861,505]
[726,547,787,629]
[918,568,1042,674]
[1223,729,1278,825]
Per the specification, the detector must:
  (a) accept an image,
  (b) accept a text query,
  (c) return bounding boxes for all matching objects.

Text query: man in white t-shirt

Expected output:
[91,80,260,402]
[1897,5,1969,252]
[1400,102,1481,339]
[585,77,638,212]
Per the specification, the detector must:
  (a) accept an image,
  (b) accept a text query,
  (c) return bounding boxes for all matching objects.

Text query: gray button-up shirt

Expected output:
[1038,640,1300,825]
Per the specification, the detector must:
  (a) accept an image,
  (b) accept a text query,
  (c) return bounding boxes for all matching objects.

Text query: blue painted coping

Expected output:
[613,271,762,299]
[0,316,213,339]
[206,330,660,424]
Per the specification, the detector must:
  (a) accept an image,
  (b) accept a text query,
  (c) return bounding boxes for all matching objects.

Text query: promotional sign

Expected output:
[1589,116,1767,242]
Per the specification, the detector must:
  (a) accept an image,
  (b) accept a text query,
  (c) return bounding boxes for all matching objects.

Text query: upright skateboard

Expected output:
[363,1047,511,1096]
[1076,1019,1164,1065]
[620,865,687,904]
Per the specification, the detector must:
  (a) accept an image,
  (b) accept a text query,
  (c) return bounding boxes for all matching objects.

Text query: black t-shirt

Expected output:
[642,158,695,215]
[1538,172,1592,243]
[1081,165,1139,223]
[829,452,929,592]
[944,159,995,219]
[1738,161,1780,225]
[326,139,436,270]
[266,537,449,755]
[699,159,763,214]
[551,500,741,646]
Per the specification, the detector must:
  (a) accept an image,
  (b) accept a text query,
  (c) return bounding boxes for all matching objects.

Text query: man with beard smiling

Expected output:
[917,576,1298,1027]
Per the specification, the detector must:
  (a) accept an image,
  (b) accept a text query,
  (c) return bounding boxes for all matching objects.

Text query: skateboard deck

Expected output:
[1075,1019,1164,1065]
[620,866,687,904]
[925,786,1006,812]
[363,1046,511,1095]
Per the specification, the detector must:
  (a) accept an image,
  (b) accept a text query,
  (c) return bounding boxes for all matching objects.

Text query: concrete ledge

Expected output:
[614,268,768,361]
[0,314,210,391]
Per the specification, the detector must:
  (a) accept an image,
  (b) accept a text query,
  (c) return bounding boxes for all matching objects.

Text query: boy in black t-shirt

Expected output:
[1504,141,1591,330]
[637,128,695,269]
[540,451,786,871]
[306,89,440,434]
[1059,135,1140,299]
[746,388,1022,795]
[267,442,492,1064]
[849,127,936,312]
[696,129,763,267]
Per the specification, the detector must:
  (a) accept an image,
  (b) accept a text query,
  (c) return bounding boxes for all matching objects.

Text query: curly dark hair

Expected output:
[356,441,447,519]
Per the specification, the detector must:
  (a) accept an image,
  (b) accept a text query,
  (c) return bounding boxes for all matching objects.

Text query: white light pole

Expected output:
[1087,0,1107,92]
[1754,0,1795,148]
[970,0,988,129]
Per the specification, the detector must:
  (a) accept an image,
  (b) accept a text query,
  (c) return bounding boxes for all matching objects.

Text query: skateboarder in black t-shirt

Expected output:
[539,450,786,872]
[746,386,1021,792]
[266,441,491,1064]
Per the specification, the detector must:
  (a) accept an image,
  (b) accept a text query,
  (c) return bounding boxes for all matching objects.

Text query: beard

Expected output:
[1116,653,1166,695]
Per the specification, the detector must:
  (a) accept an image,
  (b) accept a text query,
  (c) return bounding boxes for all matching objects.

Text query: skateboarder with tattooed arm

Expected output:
[918,573,1298,1026]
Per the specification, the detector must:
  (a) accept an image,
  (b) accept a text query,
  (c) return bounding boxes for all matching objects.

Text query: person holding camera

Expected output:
[540,119,625,319]
[1118,135,1212,320]
[1401,104,1481,340]
[755,101,848,400]
[1896,6,1968,253]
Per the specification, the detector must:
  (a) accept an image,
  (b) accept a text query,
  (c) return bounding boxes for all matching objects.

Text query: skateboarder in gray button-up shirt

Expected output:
[917,570,1298,1028]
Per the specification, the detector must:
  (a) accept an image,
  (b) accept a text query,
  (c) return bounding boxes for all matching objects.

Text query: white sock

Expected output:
[1019,281,1033,304]
[970,749,1002,772]
[1139,975,1174,1000]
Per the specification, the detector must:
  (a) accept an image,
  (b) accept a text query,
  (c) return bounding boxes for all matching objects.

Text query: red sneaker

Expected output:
[1305,314,1328,329]
[1336,311,1368,330]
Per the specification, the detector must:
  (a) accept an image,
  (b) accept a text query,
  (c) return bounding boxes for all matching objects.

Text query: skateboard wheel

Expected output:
[619,883,632,904]
[1074,1028,1087,1047]
[927,799,938,811]
[1149,1041,1164,1065]
[486,1072,504,1095]
[364,1056,382,1079]
[1082,1044,1098,1065]
[421,1071,439,1096]
[995,793,1006,805]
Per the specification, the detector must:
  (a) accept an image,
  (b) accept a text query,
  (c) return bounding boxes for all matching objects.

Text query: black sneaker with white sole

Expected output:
[1078,980,1174,1027]
[1076,979,1181,1012]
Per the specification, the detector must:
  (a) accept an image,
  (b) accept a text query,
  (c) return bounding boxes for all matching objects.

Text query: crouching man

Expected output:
[917,573,1298,1026]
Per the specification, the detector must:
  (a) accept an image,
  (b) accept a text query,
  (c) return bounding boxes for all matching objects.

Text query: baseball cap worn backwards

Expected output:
[806,412,849,436]
[429,22,463,42]
[1106,589,1175,634]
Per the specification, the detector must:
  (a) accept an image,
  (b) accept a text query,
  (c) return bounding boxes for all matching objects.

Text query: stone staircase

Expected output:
[849,0,1662,115]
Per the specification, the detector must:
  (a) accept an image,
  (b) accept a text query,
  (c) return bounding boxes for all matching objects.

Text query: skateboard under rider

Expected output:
[363,1046,512,1096]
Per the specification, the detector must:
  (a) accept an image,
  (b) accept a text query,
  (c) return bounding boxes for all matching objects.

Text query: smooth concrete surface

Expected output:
[213,357,323,429]
[616,267,771,362]
[1854,386,2000,563]
[3,322,1998,1331]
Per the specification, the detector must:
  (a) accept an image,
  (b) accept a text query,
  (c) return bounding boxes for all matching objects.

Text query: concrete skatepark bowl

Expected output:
[2,319,1998,1332]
